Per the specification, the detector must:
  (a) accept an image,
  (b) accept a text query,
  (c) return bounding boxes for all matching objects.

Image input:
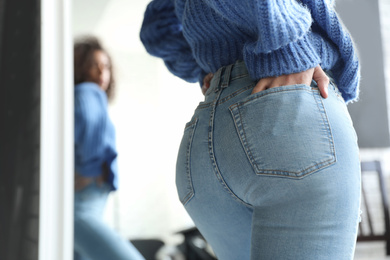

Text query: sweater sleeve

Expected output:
[74,83,110,177]
[140,0,207,83]
[206,0,321,79]
[300,0,360,102]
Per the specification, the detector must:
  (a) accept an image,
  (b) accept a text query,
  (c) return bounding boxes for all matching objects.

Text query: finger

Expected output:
[201,80,210,95]
[96,176,104,187]
[201,84,209,95]
[201,79,211,95]
[313,66,329,99]
[251,83,266,94]
[251,78,271,94]
[206,73,214,81]
[202,73,213,95]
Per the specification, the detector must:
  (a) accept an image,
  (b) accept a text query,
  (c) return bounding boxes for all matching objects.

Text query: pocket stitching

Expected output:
[229,88,336,179]
[229,103,259,176]
[235,84,311,107]
[217,83,255,105]
[179,117,198,205]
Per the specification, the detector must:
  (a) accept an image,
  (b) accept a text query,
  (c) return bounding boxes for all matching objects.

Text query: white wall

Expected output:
[73,0,203,243]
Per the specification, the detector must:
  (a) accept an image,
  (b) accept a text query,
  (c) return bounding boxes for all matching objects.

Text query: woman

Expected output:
[140,1,361,259]
[73,36,144,260]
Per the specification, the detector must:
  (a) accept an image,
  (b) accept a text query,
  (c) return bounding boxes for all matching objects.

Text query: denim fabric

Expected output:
[176,61,361,260]
[74,181,145,260]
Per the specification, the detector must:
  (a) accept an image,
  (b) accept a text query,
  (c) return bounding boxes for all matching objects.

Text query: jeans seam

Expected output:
[208,89,253,209]
[181,118,198,205]
[196,102,212,110]
[239,85,311,106]
[196,83,254,110]
[312,88,337,165]
[217,84,254,105]
[230,73,249,82]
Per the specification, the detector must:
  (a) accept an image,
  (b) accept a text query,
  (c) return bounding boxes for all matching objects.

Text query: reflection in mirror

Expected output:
[73,0,204,258]
[73,35,145,259]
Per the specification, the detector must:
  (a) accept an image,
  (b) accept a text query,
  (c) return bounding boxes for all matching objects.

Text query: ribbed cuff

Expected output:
[333,58,360,103]
[244,33,320,80]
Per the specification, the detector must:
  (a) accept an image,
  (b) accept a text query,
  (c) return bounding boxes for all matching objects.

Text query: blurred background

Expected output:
[2,0,390,259]
[71,0,202,240]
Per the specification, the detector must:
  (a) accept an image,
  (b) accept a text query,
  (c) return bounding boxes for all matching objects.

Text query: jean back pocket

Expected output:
[229,85,336,179]
[176,117,198,205]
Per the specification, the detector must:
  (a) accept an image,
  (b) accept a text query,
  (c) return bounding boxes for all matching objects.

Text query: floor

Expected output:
[354,242,390,260]
[353,159,390,260]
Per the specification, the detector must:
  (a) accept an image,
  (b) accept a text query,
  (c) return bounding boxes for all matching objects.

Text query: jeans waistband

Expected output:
[212,60,249,92]
[211,61,340,96]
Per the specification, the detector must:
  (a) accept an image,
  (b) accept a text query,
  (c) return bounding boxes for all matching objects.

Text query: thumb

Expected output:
[313,65,329,99]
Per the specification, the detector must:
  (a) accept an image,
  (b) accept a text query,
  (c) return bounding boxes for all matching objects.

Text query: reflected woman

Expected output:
[73,36,144,260]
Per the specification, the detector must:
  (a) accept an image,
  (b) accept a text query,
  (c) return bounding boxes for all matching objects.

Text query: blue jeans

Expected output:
[74,181,145,260]
[176,61,361,260]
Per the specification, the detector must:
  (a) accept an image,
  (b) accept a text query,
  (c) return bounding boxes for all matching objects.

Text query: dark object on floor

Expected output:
[357,161,390,255]
[131,239,165,260]
[176,227,217,260]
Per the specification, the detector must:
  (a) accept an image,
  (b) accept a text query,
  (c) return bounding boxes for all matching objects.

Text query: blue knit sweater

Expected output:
[140,0,360,103]
[75,82,118,190]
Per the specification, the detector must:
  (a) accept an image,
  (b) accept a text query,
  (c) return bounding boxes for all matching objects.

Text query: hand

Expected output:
[74,163,109,191]
[251,65,329,98]
[97,162,110,186]
[201,73,214,95]
[74,173,94,191]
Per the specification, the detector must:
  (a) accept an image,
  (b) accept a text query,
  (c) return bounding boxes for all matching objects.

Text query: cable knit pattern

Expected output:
[140,0,360,103]
[75,82,118,190]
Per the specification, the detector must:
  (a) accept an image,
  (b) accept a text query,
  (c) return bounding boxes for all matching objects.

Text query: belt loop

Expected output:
[221,63,234,89]
[213,67,223,93]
